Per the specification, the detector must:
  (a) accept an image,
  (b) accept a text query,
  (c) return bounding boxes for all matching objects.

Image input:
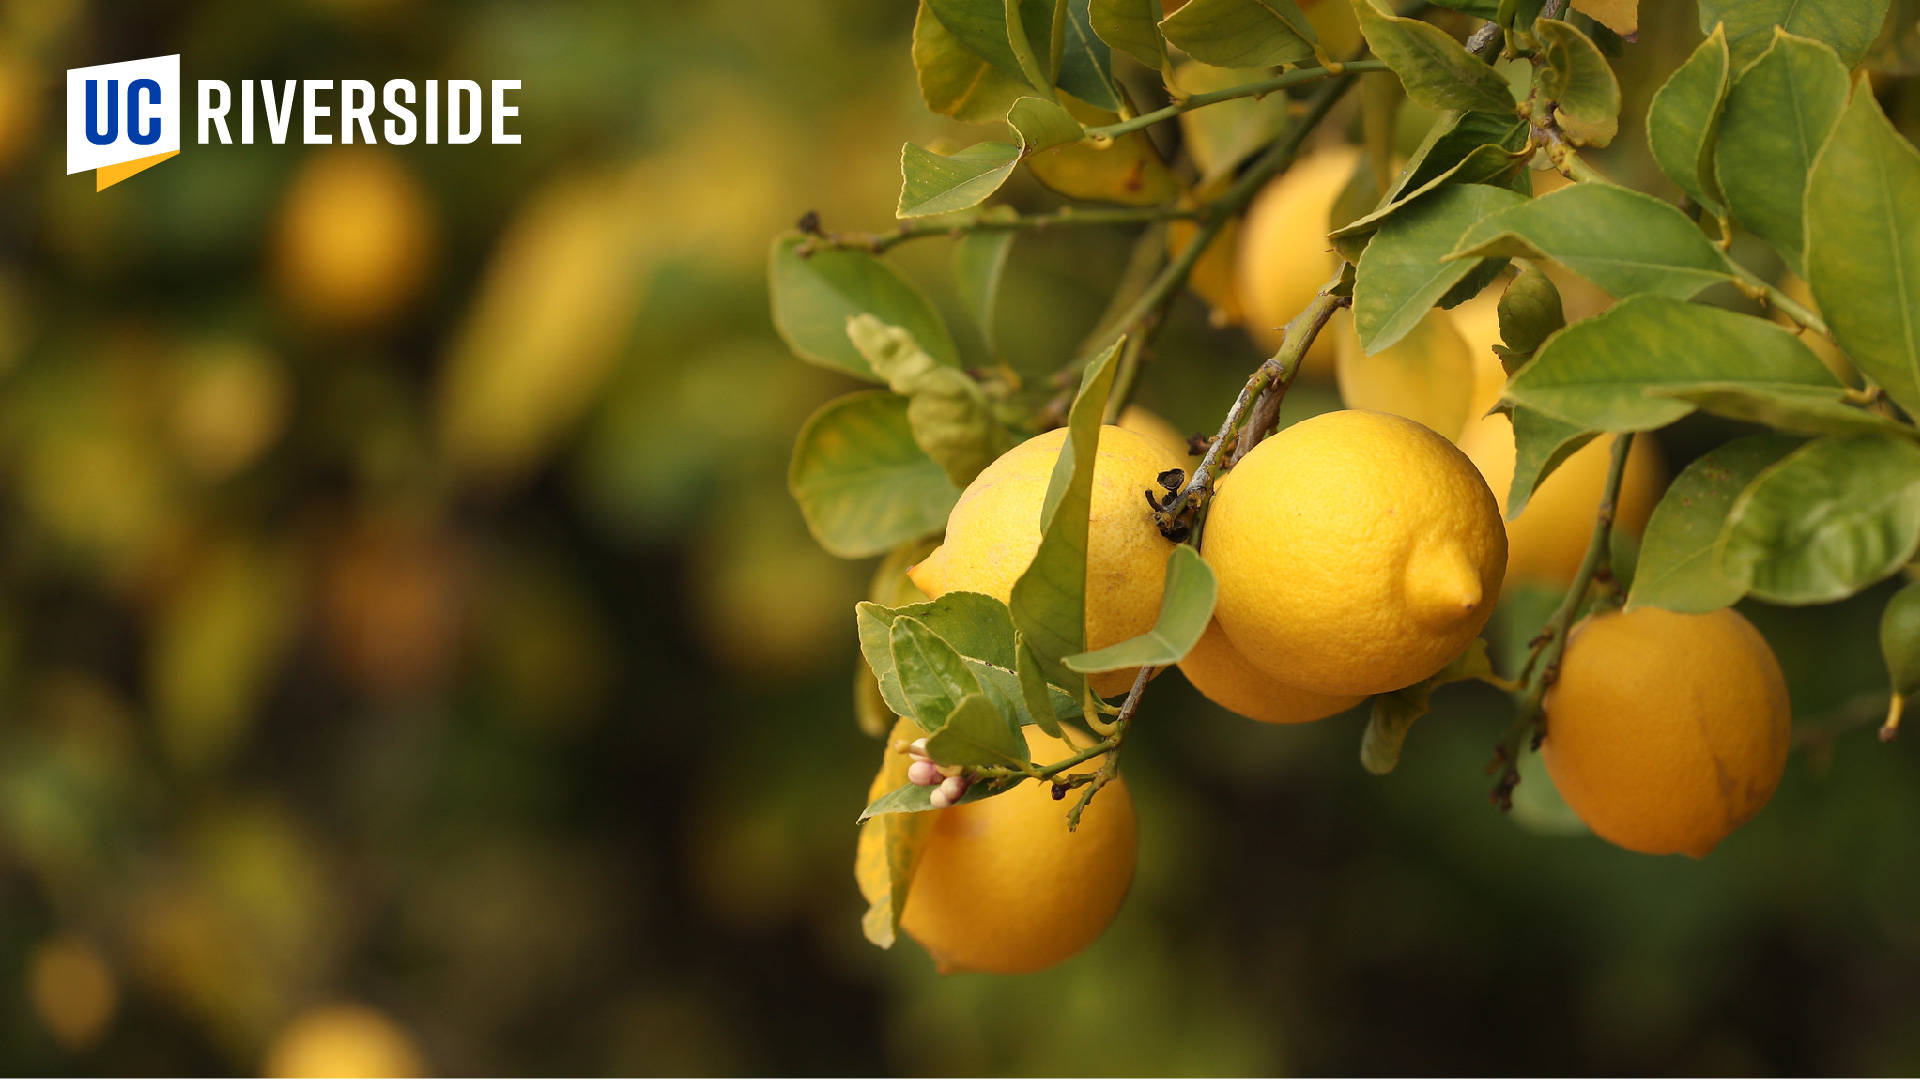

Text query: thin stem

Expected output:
[1490,433,1633,809]
[1084,60,1392,142]
[1065,664,1152,830]
[796,204,1201,255]
[1727,260,1831,338]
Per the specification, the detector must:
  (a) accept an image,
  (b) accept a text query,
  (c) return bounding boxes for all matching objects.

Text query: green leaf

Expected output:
[1330,111,1531,255]
[858,775,1020,822]
[897,141,1022,219]
[1354,183,1527,353]
[1174,62,1294,184]
[914,0,1034,123]
[1535,18,1621,148]
[1496,264,1565,366]
[1502,296,1838,432]
[1713,31,1849,276]
[790,391,961,558]
[769,235,959,380]
[848,315,1014,486]
[856,716,934,945]
[1805,81,1920,422]
[1015,637,1067,738]
[859,591,1019,675]
[1091,0,1167,68]
[1507,406,1595,518]
[1058,0,1122,111]
[1009,340,1121,689]
[965,657,1082,728]
[1007,96,1085,152]
[925,692,1030,768]
[1626,434,1802,613]
[1647,25,1731,214]
[1064,545,1217,671]
[954,226,1015,355]
[1353,0,1516,114]
[1721,433,1920,604]
[1881,578,1920,694]
[1649,383,1912,437]
[1361,638,1492,774]
[1450,183,1734,302]
[930,0,1051,84]
[1159,0,1317,67]
[1698,0,1894,67]
[890,615,989,730]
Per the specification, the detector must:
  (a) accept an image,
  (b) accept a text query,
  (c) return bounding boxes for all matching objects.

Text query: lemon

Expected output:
[1179,619,1362,723]
[900,728,1136,974]
[1117,405,1194,464]
[1202,410,1506,696]
[1334,306,1477,441]
[1543,607,1790,857]
[1455,412,1665,586]
[1447,290,1511,421]
[910,425,1184,697]
[1168,214,1245,328]
[275,148,434,328]
[264,1004,426,1078]
[27,936,117,1052]
[0,48,38,176]
[1236,145,1360,377]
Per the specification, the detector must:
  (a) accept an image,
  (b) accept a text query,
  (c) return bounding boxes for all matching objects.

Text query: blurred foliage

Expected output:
[0,0,1912,1074]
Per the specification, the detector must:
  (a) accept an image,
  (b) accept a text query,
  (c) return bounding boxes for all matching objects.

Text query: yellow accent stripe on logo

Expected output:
[95,149,180,191]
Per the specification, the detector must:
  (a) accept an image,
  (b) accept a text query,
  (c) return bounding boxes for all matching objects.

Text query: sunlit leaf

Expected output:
[1450,183,1733,302]
[1160,0,1317,68]
[769,235,959,380]
[1627,434,1802,613]
[1353,0,1515,114]
[790,391,960,558]
[1353,183,1526,353]
[1064,545,1216,671]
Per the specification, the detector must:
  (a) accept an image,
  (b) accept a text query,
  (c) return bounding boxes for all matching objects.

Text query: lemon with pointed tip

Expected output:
[1455,412,1665,586]
[909,425,1184,697]
[1543,607,1790,857]
[898,727,1136,974]
[1202,410,1507,696]
[1179,620,1362,724]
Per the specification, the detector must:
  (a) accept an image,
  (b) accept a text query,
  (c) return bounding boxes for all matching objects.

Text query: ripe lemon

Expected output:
[1179,619,1362,724]
[1446,290,1511,421]
[900,728,1136,974]
[1454,413,1665,586]
[275,147,434,328]
[1236,145,1360,377]
[1169,214,1245,328]
[1202,410,1506,696]
[909,425,1184,697]
[1334,306,1477,441]
[1542,607,1790,857]
[264,1003,426,1078]
[1118,405,1194,464]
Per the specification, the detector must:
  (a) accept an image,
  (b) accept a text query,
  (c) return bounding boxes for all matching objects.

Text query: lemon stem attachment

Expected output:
[1490,433,1634,810]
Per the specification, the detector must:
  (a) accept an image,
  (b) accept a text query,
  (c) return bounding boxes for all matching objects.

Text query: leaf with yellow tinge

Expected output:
[855,716,935,947]
[913,0,1032,124]
[1025,98,1177,206]
[1571,0,1636,35]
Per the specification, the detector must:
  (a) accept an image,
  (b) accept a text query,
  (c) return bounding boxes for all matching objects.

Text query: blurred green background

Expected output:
[0,0,1917,1074]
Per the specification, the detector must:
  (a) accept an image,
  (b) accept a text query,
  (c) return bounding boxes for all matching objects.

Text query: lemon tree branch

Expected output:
[1490,432,1633,809]
[1082,60,1393,143]
[795,204,1201,255]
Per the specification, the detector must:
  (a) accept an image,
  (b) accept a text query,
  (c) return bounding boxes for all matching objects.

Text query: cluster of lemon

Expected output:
[871,148,1793,977]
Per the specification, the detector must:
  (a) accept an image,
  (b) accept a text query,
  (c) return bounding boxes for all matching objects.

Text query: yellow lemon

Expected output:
[1179,620,1362,724]
[1455,412,1666,586]
[1236,145,1361,377]
[27,936,117,1052]
[1447,290,1511,421]
[1169,213,1245,328]
[264,1004,425,1078]
[1202,410,1506,696]
[1335,306,1478,441]
[0,49,39,176]
[1118,405,1194,464]
[275,147,434,328]
[909,425,1184,697]
[900,728,1136,974]
[1543,607,1790,857]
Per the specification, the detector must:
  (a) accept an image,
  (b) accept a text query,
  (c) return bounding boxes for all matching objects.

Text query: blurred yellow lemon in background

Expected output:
[28,936,118,1053]
[264,1003,426,1078]
[1335,306,1477,441]
[1454,413,1665,586]
[1236,145,1360,377]
[1203,410,1506,696]
[275,148,435,329]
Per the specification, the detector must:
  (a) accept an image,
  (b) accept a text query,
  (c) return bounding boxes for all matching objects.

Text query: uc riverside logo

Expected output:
[67,54,520,191]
